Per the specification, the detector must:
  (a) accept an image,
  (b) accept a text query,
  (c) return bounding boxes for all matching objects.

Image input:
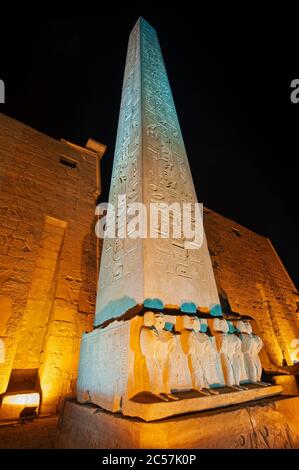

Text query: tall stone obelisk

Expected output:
[57,18,284,446]
[95,17,221,326]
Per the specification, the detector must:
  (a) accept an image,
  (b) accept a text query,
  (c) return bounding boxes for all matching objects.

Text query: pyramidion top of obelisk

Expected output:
[135,16,156,29]
[131,16,157,35]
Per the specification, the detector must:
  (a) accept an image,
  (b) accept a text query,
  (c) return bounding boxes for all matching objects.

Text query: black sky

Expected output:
[1,7,298,287]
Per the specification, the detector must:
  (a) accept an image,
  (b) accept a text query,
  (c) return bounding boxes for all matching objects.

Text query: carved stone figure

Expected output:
[212,318,246,390]
[179,316,209,394]
[140,312,178,401]
[227,322,248,386]
[168,318,193,392]
[179,316,223,393]
[200,319,225,389]
[236,320,267,385]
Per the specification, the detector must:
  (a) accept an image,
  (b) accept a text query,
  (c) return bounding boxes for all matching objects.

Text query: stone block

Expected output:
[55,396,299,448]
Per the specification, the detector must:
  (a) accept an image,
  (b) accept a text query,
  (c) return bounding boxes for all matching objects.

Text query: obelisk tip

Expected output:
[132,16,157,34]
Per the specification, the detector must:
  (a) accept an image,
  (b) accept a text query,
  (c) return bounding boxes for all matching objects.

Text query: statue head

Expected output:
[153,312,166,331]
[143,311,165,330]
[181,315,200,331]
[245,321,252,334]
[235,320,246,332]
[189,316,200,332]
[212,318,229,333]
[236,320,252,334]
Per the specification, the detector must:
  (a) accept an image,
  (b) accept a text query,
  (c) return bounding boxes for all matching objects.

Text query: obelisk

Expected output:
[95,17,221,326]
[57,19,283,445]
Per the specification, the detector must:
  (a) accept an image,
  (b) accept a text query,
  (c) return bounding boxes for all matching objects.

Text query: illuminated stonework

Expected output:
[0,393,40,420]
[0,15,298,446]
[95,17,220,326]
[0,113,106,419]
[76,18,283,421]
[77,313,282,421]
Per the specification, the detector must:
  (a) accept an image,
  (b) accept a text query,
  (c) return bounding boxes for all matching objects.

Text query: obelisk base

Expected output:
[55,395,299,449]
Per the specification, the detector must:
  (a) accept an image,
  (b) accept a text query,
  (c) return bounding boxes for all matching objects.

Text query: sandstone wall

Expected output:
[1,111,298,419]
[0,113,100,414]
[204,207,299,368]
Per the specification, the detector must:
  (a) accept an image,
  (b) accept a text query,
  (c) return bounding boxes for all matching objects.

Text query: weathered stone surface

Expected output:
[77,316,282,420]
[0,112,103,413]
[204,207,299,368]
[56,396,299,448]
[77,319,132,412]
[95,18,220,326]
[273,374,299,395]
[123,385,282,422]
[1,17,298,432]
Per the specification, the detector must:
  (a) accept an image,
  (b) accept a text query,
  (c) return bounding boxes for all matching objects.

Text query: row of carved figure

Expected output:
[140,312,268,401]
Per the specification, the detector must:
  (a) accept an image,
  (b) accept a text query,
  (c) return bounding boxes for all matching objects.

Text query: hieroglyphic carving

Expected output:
[77,321,130,411]
[95,21,144,324]
[141,19,219,310]
[95,17,220,325]
[234,403,299,449]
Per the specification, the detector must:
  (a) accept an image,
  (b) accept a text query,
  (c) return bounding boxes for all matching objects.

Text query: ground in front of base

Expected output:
[0,416,58,448]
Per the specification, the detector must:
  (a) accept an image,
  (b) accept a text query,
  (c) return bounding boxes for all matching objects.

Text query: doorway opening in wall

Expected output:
[0,369,41,421]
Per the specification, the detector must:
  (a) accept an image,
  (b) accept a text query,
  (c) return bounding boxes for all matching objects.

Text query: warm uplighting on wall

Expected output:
[2,393,40,406]
[290,339,299,365]
[0,393,40,420]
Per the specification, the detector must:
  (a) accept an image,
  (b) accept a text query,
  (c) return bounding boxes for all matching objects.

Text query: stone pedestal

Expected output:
[77,316,282,421]
[56,396,299,449]
[122,385,282,421]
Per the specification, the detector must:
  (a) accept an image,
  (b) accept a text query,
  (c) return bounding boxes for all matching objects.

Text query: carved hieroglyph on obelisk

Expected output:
[95,18,220,326]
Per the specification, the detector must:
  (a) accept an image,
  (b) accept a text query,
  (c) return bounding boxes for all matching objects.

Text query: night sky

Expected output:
[1,7,298,287]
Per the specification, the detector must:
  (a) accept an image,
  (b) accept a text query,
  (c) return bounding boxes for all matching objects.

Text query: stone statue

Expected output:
[200,319,225,389]
[168,318,193,393]
[179,316,210,394]
[179,315,223,394]
[227,322,248,389]
[140,311,178,401]
[236,320,268,386]
[212,318,246,390]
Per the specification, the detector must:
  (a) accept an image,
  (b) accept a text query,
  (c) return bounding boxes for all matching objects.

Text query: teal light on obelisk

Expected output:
[95,18,221,326]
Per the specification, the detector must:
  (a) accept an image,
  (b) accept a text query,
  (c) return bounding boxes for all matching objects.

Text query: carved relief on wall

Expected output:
[77,321,130,412]
[98,22,142,294]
